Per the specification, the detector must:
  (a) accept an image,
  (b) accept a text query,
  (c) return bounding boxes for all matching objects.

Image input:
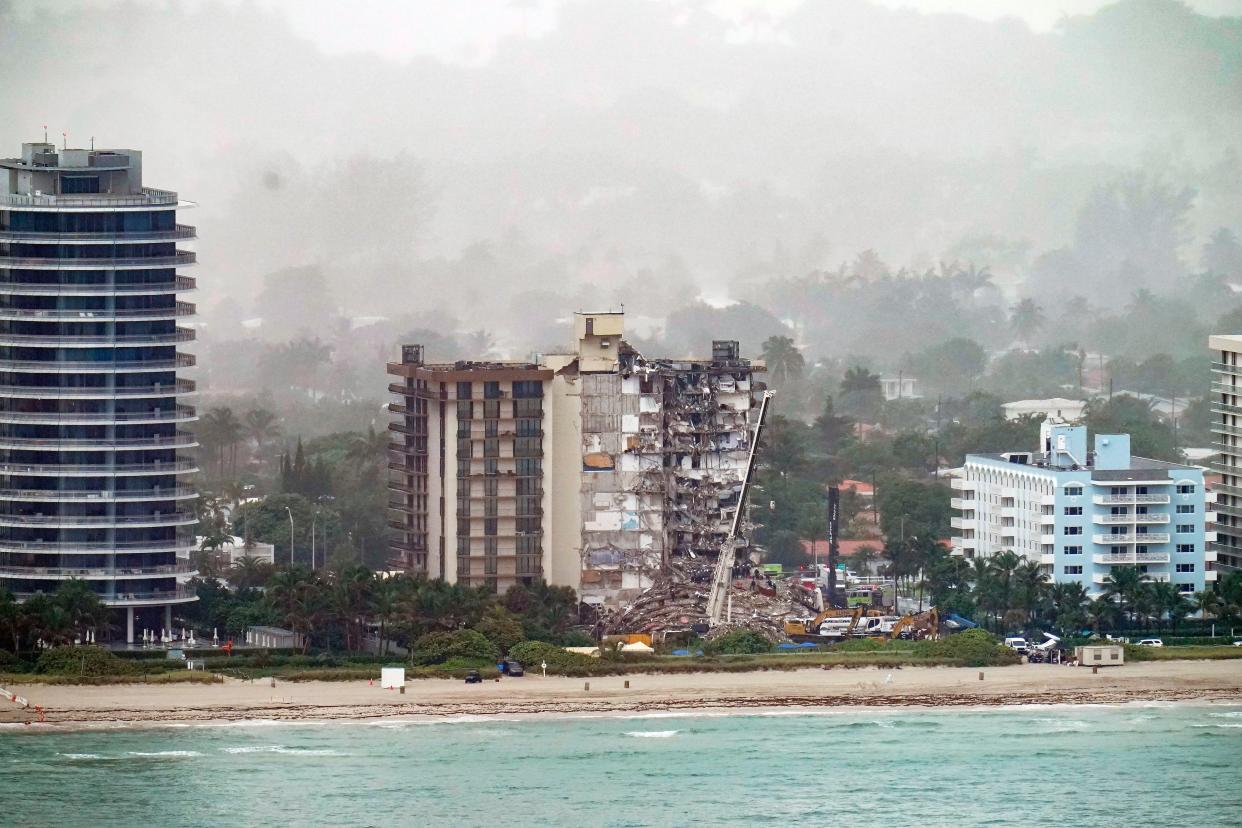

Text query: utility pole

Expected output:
[286,507,295,567]
[827,485,841,608]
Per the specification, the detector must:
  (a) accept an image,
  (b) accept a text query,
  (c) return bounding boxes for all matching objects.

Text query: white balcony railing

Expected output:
[1092,552,1172,565]
[1092,533,1171,544]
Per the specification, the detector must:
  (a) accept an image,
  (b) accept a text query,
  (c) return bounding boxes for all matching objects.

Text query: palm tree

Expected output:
[1194,589,1221,624]
[1102,566,1144,626]
[760,336,805,387]
[372,576,405,657]
[1087,597,1118,636]
[54,579,107,638]
[840,366,881,395]
[244,407,282,460]
[1012,560,1049,625]
[346,426,389,480]
[1009,298,1045,345]
[229,555,273,590]
[199,407,244,477]
[1047,582,1089,634]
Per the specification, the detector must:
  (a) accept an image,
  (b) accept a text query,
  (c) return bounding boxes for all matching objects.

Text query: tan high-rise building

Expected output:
[1208,334,1242,572]
[387,313,764,605]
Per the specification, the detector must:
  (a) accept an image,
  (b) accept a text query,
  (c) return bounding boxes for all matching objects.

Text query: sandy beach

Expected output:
[3,660,1241,727]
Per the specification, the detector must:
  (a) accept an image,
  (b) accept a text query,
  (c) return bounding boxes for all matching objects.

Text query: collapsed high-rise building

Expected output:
[387,311,765,608]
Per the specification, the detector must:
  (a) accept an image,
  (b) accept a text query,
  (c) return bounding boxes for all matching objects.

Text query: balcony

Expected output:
[1092,493,1170,505]
[0,301,194,321]
[949,497,971,510]
[0,251,196,270]
[0,224,196,243]
[1092,551,1172,565]
[0,353,195,372]
[0,380,195,399]
[949,477,971,491]
[1205,549,1218,562]
[1040,553,1055,565]
[0,511,196,528]
[0,276,196,296]
[1040,494,1057,506]
[0,431,197,450]
[0,563,196,579]
[950,516,976,530]
[0,487,196,502]
[0,539,196,555]
[0,187,179,209]
[0,327,196,347]
[0,406,196,425]
[1206,570,1219,582]
[1091,513,1170,525]
[0,459,197,476]
[1092,571,1171,585]
[1040,534,1056,545]
[1092,533,1171,544]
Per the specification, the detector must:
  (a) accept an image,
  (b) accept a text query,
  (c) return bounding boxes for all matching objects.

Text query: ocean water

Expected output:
[2,703,1240,827]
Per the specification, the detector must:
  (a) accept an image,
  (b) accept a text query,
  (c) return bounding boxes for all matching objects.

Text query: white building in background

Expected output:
[186,536,275,566]
[879,375,920,401]
[951,422,1213,599]
[1001,398,1086,422]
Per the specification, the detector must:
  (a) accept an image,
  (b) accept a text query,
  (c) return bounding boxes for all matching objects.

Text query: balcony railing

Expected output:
[0,487,196,501]
[1092,533,1171,544]
[0,353,195,372]
[0,276,196,295]
[1092,552,1172,565]
[0,563,196,578]
[1092,513,1170,525]
[0,380,195,398]
[0,431,197,449]
[0,459,197,475]
[0,251,196,269]
[0,188,178,208]
[6,587,198,606]
[0,406,195,424]
[0,540,195,554]
[0,327,195,347]
[1092,494,1171,505]
[0,224,196,243]
[0,512,196,528]
[0,301,194,320]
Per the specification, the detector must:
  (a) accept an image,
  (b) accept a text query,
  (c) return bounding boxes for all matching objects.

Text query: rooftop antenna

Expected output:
[62,132,67,151]
[90,136,94,151]
[42,124,47,143]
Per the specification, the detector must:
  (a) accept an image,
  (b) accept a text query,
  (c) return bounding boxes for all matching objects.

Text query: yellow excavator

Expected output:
[784,606,884,641]
[883,608,939,641]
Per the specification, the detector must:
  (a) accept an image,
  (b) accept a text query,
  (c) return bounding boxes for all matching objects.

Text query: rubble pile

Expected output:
[605,560,810,641]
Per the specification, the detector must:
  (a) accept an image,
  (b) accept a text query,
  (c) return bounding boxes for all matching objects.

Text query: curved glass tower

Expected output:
[0,142,198,642]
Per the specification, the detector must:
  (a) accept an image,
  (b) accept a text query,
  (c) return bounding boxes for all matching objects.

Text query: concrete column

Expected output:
[126,607,134,644]
[164,604,172,632]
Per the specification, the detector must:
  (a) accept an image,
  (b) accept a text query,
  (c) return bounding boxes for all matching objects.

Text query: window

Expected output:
[1065,485,1082,496]
[483,400,500,419]
[514,398,542,417]
[517,535,540,554]
[1176,504,1195,514]
[1177,484,1196,494]
[1176,524,1194,534]
[1063,565,1083,575]
[483,438,499,458]
[1063,506,1082,516]
[1177,544,1195,554]
[1063,545,1082,555]
[1177,583,1195,594]
[457,517,471,537]
[1063,526,1082,535]
[484,381,501,399]
[517,476,540,496]
[512,380,543,398]
[484,518,498,536]
[514,437,541,457]
[61,174,101,194]
[516,418,541,437]
[1176,563,1196,573]
[483,478,498,497]
[456,401,473,420]
[456,381,472,400]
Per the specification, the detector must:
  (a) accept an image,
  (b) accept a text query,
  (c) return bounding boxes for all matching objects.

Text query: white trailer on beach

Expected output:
[1075,645,1124,666]
[381,666,406,689]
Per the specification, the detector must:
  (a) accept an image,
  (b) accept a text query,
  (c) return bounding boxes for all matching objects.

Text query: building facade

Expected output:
[952,422,1213,598]
[1209,335,1242,572]
[0,142,198,642]
[387,312,763,606]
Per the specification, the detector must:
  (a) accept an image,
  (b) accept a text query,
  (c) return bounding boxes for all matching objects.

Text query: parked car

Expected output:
[1137,639,1164,647]
[1004,637,1029,654]
[464,670,483,684]
[505,660,525,677]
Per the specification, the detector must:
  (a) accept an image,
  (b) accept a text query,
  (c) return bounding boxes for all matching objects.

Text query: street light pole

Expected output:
[311,510,318,571]
[286,507,295,567]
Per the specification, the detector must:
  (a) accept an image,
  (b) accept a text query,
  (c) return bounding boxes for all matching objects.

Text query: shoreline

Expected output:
[4,660,1241,730]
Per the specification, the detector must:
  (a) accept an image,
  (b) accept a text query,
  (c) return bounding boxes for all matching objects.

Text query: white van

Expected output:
[1004,637,1029,654]
[1137,638,1164,647]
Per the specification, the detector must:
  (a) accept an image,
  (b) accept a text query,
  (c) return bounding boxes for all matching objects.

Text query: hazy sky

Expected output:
[21,0,1242,64]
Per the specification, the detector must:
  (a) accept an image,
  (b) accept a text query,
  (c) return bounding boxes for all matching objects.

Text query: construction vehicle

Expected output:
[884,608,939,641]
[784,605,886,642]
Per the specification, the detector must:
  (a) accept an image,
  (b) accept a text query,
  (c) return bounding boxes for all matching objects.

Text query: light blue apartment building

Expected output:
[951,423,1214,598]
